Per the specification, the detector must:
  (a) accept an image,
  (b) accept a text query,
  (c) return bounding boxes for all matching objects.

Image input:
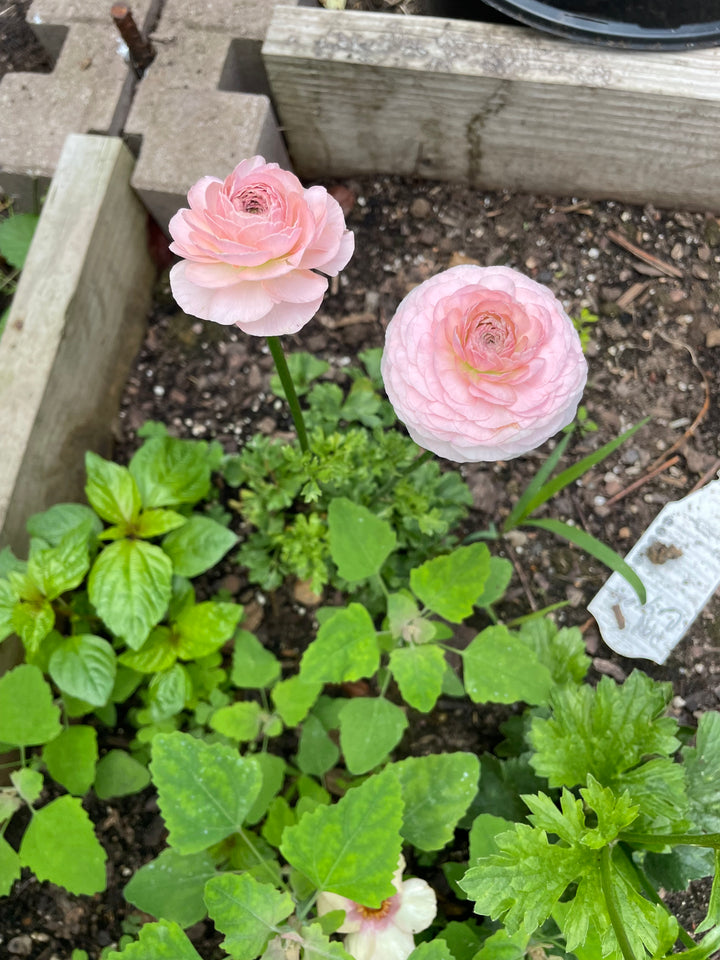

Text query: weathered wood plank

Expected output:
[264,8,720,209]
[0,134,154,558]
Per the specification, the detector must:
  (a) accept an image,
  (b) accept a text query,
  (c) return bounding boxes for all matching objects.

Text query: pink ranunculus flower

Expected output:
[381,265,588,462]
[316,856,437,960]
[168,156,354,336]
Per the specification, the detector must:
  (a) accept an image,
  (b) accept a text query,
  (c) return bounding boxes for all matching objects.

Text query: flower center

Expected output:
[357,898,393,921]
[233,185,270,215]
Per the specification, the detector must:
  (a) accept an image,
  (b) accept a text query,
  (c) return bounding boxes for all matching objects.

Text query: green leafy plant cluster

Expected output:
[0,207,39,336]
[223,350,473,594]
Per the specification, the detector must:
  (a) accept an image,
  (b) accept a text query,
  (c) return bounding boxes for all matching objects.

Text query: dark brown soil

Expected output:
[2,1,720,956]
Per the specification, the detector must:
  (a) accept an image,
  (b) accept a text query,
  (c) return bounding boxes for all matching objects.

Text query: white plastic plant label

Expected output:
[588,479,720,664]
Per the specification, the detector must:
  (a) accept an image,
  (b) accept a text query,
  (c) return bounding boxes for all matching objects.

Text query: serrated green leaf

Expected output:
[0,212,39,268]
[210,701,262,742]
[104,920,202,960]
[328,498,397,581]
[389,644,445,713]
[462,626,554,705]
[136,508,187,539]
[48,634,116,706]
[298,713,340,777]
[281,769,403,907]
[300,604,379,684]
[88,539,172,649]
[26,503,102,546]
[338,697,408,775]
[162,515,238,578]
[19,795,106,894]
[129,436,213,509]
[272,676,322,727]
[0,835,21,897]
[299,923,355,960]
[683,711,720,833]
[231,630,281,689]
[119,627,177,674]
[10,767,44,805]
[245,753,286,826]
[151,732,262,853]
[0,664,61,745]
[529,671,680,793]
[85,451,141,526]
[94,749,150,799]
[204,873,294,960]
[27,526,91,600]
[518,619,590,686]
[391,753,479,851]
[410,544,491,623]
[175,601,243,659]
[42,725,98,795]
[11,596,55,655]
[124,848,216,927]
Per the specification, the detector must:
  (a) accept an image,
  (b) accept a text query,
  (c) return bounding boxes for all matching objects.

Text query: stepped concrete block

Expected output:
[157,0,301,38]
[125,29,289,230]
[27,0,155,59]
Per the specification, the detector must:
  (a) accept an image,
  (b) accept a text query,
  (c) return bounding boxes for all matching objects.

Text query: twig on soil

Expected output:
[603,455,680,507]
[615,281,651,310]
[689,457,720,493]
[606,229,684,279]
[503,541,538,612]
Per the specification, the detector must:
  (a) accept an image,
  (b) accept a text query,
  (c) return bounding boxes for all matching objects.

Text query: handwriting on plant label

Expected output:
[588,479,720,664]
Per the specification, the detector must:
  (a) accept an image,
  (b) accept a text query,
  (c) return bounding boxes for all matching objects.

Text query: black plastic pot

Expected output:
[440,0,720,49]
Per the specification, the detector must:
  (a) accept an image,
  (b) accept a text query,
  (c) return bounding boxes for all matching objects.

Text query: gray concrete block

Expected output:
[125,28,289,230]
[157,0,301,39]
[27,0,155,59]
[0,24,131,209]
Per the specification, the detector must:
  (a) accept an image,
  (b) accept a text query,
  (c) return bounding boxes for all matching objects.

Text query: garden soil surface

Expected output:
[1,1,720,956]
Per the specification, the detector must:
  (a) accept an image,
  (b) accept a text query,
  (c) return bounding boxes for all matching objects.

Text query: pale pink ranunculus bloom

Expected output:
[381,265,587,462]
[168,156,354,336]
[316,856,437,960]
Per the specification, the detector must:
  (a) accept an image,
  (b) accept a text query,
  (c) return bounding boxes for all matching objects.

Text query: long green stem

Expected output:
[621,832,720,850]
[600,846,639,960]
[267,336,309,453]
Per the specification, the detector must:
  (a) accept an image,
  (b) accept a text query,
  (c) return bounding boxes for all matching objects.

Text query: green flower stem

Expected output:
[239,828,290,893]
[600,846,639,960]
[618,843,696,950]
[620,832,720,850]
[267,336,309,453]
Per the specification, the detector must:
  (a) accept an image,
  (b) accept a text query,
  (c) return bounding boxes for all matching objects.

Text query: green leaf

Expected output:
[11,596,55,655]
[204,873,294,960]
[338,697,408,775]
[0,577,16,642]
[42,725,98,795]
[232,630,281,689]
[88,539,172,649]
[409,942,457,960]
[503,430,574,532]
[410,544,491,623]
[391,753,480,851]
[162,515,238,578]
[104,920,202,960]
[682,711,720,833]
[272,675,322,727]
[0,212,39,269]
[462,626,554,705]
[48,634,116,706]
[124,848,216,927]
[245,753,286,826]
[174,601,243,659]
[0,835,22,896]
[389,644,446,713]
[298,713,340,777]
[151,732,262,853]
[210,701,263,742]
[299,923,355,959]
[129,436,213,509]
[11,767,44,805]
[518,618,590,686]
[697,849,720,934]
[529,671,679,791]
[26,526,91,600]
[474,556,513,608]
[94,749,150,799]
[119,627,177,674]
[300,604,379,683]
[281,769,403,907]
[513,419,649,525]
[328,498,397,581]
[26,502,102,546]
[524,518,646,604]
[147,664,190,722]
[0,664,61,745]
[19,795,106,894]
[136,508,187,539]
[469,813,513,863]
[85,451,141,526]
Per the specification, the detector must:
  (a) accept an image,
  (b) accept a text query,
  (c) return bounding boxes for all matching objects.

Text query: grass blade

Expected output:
[503,429,574,533]
[524,518,646,604]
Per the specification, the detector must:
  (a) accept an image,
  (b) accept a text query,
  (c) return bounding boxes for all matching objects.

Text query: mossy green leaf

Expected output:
[0,664,61,746]
[204,873,294,960]
[338,697,408,774]
[124,848,216,927]
[104,920,202,960]
[410,544,491,623]
[328,498,397,581]
[462,626,554,705]
[42,725,98,795]
[300,604,379,683]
